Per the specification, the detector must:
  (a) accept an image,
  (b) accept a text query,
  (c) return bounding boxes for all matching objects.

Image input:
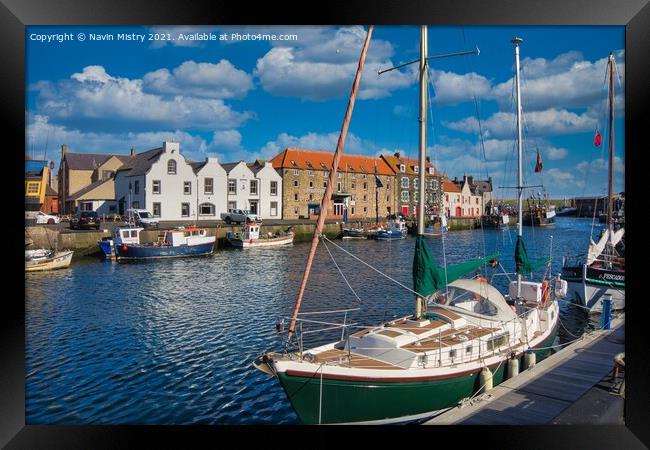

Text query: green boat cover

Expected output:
[515,235,549,274]
[412,235,498,297]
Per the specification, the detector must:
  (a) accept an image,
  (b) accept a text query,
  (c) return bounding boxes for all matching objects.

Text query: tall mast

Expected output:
[607,53,615,249]
[415,25,428,319]
[285,26,374,345]
[512,37,524,296]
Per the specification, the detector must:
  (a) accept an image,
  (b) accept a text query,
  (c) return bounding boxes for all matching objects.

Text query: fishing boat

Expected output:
[482,202,510,229]
[522,193,556,227]
[226,221,294,248]
[114,226,215,259]
[341,227,368,239]
[253,30,562,425]
[98,225,144,259]
[373,217,408,240]
[562,53,624,313]
[25,248,74,272]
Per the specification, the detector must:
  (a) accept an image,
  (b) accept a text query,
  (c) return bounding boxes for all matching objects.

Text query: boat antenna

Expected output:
[285,25,374,348]
[513,37,524,298]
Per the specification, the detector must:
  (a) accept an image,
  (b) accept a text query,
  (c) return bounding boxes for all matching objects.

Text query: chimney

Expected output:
[130,147,137,157]
[61,144,68,158]
[426,156,430,163]
[468,176,474,185]
[394,151,400,158]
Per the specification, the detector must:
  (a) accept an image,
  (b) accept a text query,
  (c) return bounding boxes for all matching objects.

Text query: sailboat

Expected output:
[561,53,625,313]
[253,29,562,425]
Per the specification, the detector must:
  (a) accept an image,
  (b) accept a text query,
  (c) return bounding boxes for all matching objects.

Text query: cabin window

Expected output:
[487,332,510,351]
[466,345,473,354]
[270,181,278,195]
[199,203,215,216]
[449,349,457,359]
[26,182,39,194]
[122,231,130,239]
[134,181,140,195]
[418,354,428,366]
[181,203,190,217]
[250,180,258,195]
[184,181,192,195]
[204,178,213,195]
[228,179,236,194]
[153,202,161,217]
[152,180,161,194]
[270,202,278,216]
[167,160,177,174]
[401,177,409,188]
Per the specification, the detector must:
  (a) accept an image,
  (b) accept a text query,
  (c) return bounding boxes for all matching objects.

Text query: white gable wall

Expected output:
[254,162,283,219]
[225,162,257,212]
[196,157,228,219]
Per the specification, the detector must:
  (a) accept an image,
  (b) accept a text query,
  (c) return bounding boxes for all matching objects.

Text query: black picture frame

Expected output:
[4,0,648,447]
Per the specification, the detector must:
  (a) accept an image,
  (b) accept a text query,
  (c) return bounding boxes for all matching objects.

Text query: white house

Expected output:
[248,160,282,219]
[190,158,228,220]
[114,141,228,221]
[221,161,260,214]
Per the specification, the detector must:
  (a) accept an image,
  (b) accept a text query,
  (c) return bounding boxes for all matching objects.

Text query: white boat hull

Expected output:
[229,234,294,248]
[567,279,625,313]
[25,250,74,272]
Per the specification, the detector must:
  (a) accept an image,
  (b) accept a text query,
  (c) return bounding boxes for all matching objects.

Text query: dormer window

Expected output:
[428,167,434,175]
[167,160,177,174]
[290,160,297,167]
[399,164,406,173]
[320,162,328,169]
[414,166,419,173]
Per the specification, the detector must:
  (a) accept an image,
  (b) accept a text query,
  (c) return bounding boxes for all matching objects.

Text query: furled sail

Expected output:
[611,227,624,247]
[587,229,609,265]
[413,235,497,296]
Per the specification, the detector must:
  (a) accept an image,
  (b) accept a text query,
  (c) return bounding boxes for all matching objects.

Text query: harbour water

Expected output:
[25,217,605,425]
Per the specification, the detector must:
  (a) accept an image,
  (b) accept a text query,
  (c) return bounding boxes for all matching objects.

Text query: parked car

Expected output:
[29,211,61,225]
[70,211,101,230]
[124,209,159,229]
[220,209,262,224]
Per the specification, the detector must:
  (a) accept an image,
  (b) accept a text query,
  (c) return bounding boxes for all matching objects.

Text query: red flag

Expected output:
[593,130,602,147]
[534,148,543,173]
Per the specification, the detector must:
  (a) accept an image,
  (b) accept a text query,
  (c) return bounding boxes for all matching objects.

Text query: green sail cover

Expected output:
[413,235,498,297]
[515,235,533,273]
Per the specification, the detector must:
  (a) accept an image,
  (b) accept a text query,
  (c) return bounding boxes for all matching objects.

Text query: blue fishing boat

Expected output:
[373,218,407,240]
[114,226,215,259]
[98,225,144,259]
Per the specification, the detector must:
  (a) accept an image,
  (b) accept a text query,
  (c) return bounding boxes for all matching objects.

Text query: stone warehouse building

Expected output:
[269,148,396,221]
[380,152,444,219]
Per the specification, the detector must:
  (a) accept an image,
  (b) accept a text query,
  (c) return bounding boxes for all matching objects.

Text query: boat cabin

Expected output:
[112,226,143,245]
[160,227,211,247]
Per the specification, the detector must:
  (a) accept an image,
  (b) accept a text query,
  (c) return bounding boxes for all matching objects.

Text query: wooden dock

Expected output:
[424,314,625,425]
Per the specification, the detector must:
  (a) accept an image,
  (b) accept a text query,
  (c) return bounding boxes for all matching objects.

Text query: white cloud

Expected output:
[259,130,387,160]
[34,65,253,132]
[545,146,568,160]
[444,108,597,139]
[429,69,492,105]
[142,60,254,99]
[254,26,415,101]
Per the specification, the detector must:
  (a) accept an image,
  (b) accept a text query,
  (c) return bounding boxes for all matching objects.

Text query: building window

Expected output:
[153,202,161,217]
[270,181,278,195]
[152,180,161,194]
[270,201,278,216]
[293,169,299,175]
[399,164,405,173]
[429,167,434,175]
[27,182,39,194]
[363,194,367,201]
[309,181,314,188]
[181,203,190,217]
[414,192,419,203]
[250,180,258,195]
[387,196,390,202]
[401,177,409,188]
[132,201,139,209]
[476,197,479,204]
[293,180,299,187]
[401,191,409,202]
[446,194,449,202]
[351,182,355,189]
[102,170,115,180]
[337,182,342,192]
[184,181,192,195]
[323,181,327,188]
[228,201,237,210]
[134,180,140,194]
[414,179,419,190]
[294,193,298,201]
[167,160,177,174]
[351,207,356,215]
[228,179,236,194]
[204,178,214,195]
[363,182,368,190]
[309,170,315,176]
[199,203,215,215]
[309,194,313,201]
[294,207,299,215]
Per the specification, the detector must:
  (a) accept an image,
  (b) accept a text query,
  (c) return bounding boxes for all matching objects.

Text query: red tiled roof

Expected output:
[269,148,394,176]
[380,154,439,176]
[442,179,461,193]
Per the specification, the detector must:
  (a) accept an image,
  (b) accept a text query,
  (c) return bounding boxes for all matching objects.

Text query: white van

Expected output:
[125,209,159,228]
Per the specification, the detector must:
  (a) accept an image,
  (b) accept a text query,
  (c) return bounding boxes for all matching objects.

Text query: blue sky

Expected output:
[25,25,624,197]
